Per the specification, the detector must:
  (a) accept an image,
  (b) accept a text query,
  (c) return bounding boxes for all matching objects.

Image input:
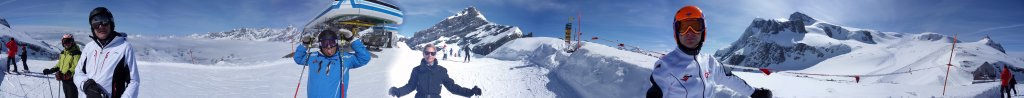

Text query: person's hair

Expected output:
[423,44,435,52]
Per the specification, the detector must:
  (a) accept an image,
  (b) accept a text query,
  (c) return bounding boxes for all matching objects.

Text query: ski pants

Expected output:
[62,79,78,98]
[6,56,14,72]
[20,56,26,70]
[1004,85,1012,98]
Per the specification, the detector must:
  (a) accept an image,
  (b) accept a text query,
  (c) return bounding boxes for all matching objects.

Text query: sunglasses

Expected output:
[423,51,436,56]
[674,18,705,36]
[90,15,112,26]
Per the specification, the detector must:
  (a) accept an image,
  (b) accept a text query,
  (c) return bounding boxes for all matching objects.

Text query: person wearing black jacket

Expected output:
[389,44,481,98]
[19,45,27,72]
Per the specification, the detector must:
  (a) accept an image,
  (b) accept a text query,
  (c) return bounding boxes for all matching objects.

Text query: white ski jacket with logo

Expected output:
[74,34,140,98]
[651,49,753,98]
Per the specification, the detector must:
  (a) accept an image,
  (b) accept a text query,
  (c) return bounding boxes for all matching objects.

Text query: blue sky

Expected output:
[1,0,1022,58]
[0,0,330,36]
[398,0,1024,57]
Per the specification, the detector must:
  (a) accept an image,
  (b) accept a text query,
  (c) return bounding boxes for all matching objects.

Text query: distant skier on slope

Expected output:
[294,29,373,98]
[19,45,27,72]
[6,38,17,73]
[646,5,771,98]
[463,45,471,63]
[389,44,482,98]
[1003,65,1013,98]
[442,45,448,61]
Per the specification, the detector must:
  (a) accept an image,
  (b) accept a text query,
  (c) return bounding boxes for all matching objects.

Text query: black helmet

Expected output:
[89,7,115,36]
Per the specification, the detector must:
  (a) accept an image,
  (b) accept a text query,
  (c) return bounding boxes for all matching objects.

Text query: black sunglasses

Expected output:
[423,51,436,56]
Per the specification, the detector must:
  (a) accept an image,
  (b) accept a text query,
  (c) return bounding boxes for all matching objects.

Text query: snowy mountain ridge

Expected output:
[713,12,1022,85]
[406,6,523,55]
[187,25,299,42]
[0,23,62,60]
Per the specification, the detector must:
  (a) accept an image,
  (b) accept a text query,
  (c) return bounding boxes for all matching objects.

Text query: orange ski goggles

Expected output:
[674,18,705,35]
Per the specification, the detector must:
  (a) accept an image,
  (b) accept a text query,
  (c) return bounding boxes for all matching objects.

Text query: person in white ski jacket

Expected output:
[74,7,140,98]
[647,5,770,98]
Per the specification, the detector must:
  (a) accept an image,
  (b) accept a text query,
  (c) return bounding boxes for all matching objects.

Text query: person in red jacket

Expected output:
[1003,65,1012,98]
[5,38,17,73]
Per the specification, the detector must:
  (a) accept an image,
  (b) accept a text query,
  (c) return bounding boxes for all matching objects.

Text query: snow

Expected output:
[0,35,657,98]
[2,10,1020,97]
[735,72,1004,97]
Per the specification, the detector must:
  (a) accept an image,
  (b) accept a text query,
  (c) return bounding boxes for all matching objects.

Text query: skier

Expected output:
[1003,65,1012,98]
[19,45,27,72]
[646,5,771,98]
[1007,73,1015,95]
[442,45,448,61]
[6,38,17,73]
[74,7,140,98]
[43,34,81,98]
[389,44,482,98]
[293,29,372,98]
[462,46,470,63]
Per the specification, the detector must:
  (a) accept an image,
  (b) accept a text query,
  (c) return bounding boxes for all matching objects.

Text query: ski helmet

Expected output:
[62,34,75,45]
[674,5,706,55]
[89,7,114,36]
[319,29,340,49]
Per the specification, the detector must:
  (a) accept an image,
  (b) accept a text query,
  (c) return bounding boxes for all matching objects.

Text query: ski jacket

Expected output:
[1003,67,1011,86]
[53,45,81,80]
[392,59,476,98]
[20,46,26,58]
[6,40,16,57]
[74,32,139,98]
[293,40,372,98]
[648,49,754,98]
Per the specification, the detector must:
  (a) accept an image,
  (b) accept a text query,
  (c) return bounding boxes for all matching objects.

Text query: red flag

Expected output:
[759,68,772,76]
[854,76,861,83]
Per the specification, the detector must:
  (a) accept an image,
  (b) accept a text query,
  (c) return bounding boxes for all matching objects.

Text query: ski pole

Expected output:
[293,66,307,98]
[47,79,53,98]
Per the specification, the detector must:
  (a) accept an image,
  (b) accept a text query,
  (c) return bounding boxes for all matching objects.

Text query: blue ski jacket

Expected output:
[294,40,372,98]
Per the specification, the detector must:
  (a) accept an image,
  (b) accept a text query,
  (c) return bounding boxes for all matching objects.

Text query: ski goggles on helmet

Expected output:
[319,36,338,48]
[674,18,705,35]
[90,15,112,26]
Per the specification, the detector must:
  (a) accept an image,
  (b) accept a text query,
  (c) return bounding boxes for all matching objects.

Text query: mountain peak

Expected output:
[0,17,9,28]
[789,12,816,25]
[447,6,487,21]
[981,36,1006,53]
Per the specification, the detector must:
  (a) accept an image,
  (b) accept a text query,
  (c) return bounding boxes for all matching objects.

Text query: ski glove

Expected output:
[751,88,772,98]
[301,36,315,48]
[388,87,399,97]
[42,68,57,75]
[83,79,109,98]
[471,86,482,96]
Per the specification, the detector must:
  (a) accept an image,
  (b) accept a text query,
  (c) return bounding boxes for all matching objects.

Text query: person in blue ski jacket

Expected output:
[294,29,372,98]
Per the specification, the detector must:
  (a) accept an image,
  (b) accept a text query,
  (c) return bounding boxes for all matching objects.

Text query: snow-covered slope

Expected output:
[187,25,299,42]
[713,12,1024,96]
[406,7,523,55]
[0,23,61,60]
[486,37,658,98]
[713,12,1022,77]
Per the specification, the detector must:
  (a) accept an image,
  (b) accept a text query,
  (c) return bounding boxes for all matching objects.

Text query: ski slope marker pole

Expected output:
[942,34,957,96]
